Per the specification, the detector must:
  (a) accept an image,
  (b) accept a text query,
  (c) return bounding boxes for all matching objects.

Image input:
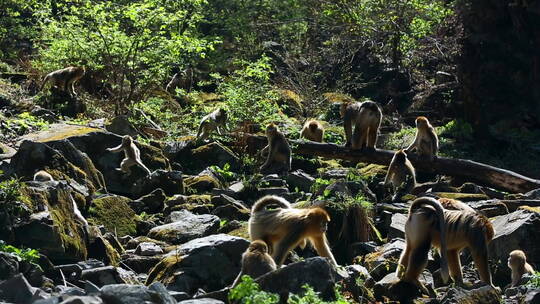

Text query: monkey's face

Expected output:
[266,124,277,137]
[249,241,268,253]
[416,117,429,127]
[122,135,132,145]
[508,254,523,268]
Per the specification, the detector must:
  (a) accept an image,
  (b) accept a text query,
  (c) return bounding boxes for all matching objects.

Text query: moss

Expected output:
[358,163,388,178]
[184,175,222,193]
[103,238,121,266]
[146,254,183,285]
[49,209,87,261]
[39,125,102,142]
[519,206,540,213]
[90,196,137,236]
[431,192,488,201]
[322,92,356,104]
[227,221,249,239]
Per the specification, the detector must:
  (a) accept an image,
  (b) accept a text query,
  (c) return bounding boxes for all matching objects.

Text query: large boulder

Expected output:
[89,195,137,237]
[148,210,220,244]
[146,234,249,294]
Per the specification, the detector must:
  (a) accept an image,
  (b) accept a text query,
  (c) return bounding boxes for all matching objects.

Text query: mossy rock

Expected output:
[88,233,121,266]
[226,221,249,239]
[358,163,388,178]
[188,142,241,173]
[165,194,213,214]
[90,195,137,237]
[322,92,356,104]
[276,89,304,117]
[519,205,540,213]
[18,123,101,143]
[184,175,222,193]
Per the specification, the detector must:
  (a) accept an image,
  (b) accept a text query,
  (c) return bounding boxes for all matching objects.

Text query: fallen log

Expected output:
[242,134,540,193]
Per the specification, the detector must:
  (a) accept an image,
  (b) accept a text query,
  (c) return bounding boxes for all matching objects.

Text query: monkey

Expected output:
[231,240,277,287]
[166,67,193,94]
[300,120,324,142]
[508,250,535,287]
[405,116,438,160]
[340,100,382,150]
[39,66,85,97]
[394,197,496,298]
[33,170,54,182]
[438,198,475,213]
[383,150,416,201]
[260,124,292,175]
[248,195,337,267]
[106,135,152,176]
[196,108,227,141]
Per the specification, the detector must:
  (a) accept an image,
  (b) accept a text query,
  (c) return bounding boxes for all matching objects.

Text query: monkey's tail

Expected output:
[412,197,449,283]
[251,195,291,213]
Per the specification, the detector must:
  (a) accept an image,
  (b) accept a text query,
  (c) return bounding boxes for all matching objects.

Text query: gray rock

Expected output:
[149,210,220,244]
[524,289,540,304]
[191,143,242,172]
[0,252,19,280]
[121,254,163,274]
[135,242,164,256]
[489,209,540,266]
[374,271,433,302]
[320,169,348,180]
[228,182,245,193]
[105,116,139,137]
[99,284,154,304]
[52,264,83,282]
[468,200,509,217]
[132,170,184,198]
[81,266,138,287]
[130,188,166,214]
[146,234,249,294]
[258,187,289,196]
[440,285,500,304]
[286,170,315,192]
[179,299,224,304]
[0,273,38,304]
[387,213,407,240]
[59,296,104,304]
[148,282,177,304]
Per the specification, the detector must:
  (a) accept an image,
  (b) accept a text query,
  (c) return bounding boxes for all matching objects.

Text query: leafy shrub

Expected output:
[0,240,40,267]
[228,275,279,304]
[527,272,540,288]
[439,119,473,141]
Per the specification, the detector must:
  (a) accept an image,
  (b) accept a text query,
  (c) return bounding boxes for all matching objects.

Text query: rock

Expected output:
[99,284,155,304]
[132,170,184,197]
[490,209,540,267]
[148,282,177,304]
[0,252,19,280]
[258,187,289,196]
[179,299,224,304]
[51,264,83,282]
[185,171,222,194]
[135,242,164,256]
[210,195,250,221]
[87,234,121,266]
[374,271,433,302]
[15,183,87,263]
[189,143,241,172]
[121,253,163,274]
[468,200,509,217]
[130,188,166,214]
[0,273,39,304]
[320,169,349,180]
[105,116,139,137]
[285,170,315,192]
[164,195,212,215]
[276,89,303,117]
[81,266,138,287]
[149,210,220,244]
[260,175,287,187]
[523,289,540,304]
[387,213,407,240]
[440,285,501,304]
[59,296,104,304]
[146,234,249,294]
[89,195,137,237]
[256,257,343,302]
[125,236,168,250]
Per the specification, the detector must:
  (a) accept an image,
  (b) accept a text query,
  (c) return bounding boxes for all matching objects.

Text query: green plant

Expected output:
[439,119,473,141]
[527,271,540,288]
[6,112,49,133]
[228,275,280,304]
[0,240,41,268]
[210,163,236,182]
[311,178,333,195]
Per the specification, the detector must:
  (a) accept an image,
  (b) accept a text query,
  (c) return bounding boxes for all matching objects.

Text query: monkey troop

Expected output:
[40,66,85,97]
[196,108,227,141]
[384,150,416,200]
[406,116,438,160]
[107,135,152,176]
[300,120,324,142]
[260,124,292,175]
[394,197,496,298]
[508,250,535,287]
[340,100,382,150]
[231,240,277,287]
[248,195,337,267]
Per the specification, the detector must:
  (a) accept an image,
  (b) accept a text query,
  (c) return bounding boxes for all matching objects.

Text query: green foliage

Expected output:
[34,0,219,109]
[439,119,473,141]
[384,126,416,150]
[210,163,236,182]
[0,0,42,59]
[322,0,452,67]
[228,277,350,304]
[527,271,540,288]
[216,56,286,126]
[0,240,40,267]
[311,178,333,196]
[228,275,280,304]
[0,178,24,203]
[5,112,49,133]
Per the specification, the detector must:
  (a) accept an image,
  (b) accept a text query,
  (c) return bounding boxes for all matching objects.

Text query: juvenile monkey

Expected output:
[394,197,496,297]
[508,250,535,287]
[340,100,382,150]
[384,150,416,200]
[231,240,277,287]
[300,120,324,142]
[260,124,291,175]
[196,108,227,141]
[405,116,438,160]
[107,135,152,176]
[248,195,337,267]
[33,170,54,182]
[39,66,85,97]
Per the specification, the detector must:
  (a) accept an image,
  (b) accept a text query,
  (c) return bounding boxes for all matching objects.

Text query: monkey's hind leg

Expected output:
[136,160,152,176]
[120,158,136,175]
[367,126,378,150]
